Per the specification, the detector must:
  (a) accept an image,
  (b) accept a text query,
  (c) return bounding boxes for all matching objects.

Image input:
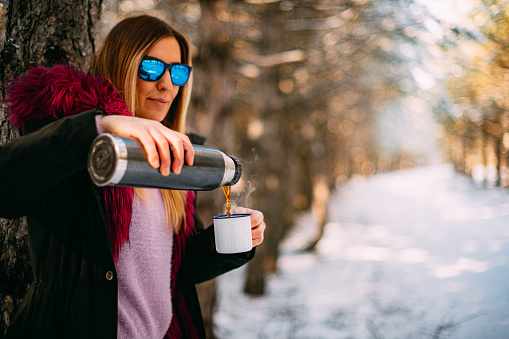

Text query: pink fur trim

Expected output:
[103,186,134,263]
[5,65,131,127]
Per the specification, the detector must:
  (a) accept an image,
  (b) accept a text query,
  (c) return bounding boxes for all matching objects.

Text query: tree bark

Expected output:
[241,3,285,295]
[0,0,101,334]
[192,1,236,337]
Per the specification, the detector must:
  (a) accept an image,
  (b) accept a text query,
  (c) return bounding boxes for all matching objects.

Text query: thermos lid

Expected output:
[231,157,242,186]
[88,134,128,186]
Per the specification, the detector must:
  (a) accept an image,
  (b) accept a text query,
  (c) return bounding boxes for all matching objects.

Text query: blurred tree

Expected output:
[442,0,509,187]
[186,0,237,336]
[235,2,285,295]
[0,0,102,334]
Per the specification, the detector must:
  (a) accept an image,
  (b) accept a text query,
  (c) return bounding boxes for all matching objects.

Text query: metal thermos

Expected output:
[88,133,242,191]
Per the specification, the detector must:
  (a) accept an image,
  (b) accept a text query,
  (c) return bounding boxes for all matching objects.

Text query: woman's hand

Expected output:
[231,207,266,247]
[98,115,194,176]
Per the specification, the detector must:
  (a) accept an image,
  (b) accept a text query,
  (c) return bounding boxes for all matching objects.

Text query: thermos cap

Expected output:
[88,134,128,186]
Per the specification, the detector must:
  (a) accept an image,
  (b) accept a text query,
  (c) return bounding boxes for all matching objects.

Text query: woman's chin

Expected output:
[137,105,169,121]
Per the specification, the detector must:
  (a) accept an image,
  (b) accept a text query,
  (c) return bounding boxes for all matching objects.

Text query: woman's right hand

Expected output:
[98,115,194,176]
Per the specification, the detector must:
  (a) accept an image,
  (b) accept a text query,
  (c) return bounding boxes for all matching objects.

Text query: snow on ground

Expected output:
[213,165,509,339]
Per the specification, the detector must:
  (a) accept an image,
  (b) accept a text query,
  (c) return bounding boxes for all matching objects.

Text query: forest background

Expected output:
[1,0,508,337]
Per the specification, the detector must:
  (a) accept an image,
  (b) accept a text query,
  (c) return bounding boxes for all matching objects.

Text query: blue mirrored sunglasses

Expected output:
[138,57,192,86]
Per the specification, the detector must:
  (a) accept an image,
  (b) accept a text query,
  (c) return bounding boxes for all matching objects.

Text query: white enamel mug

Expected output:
[213,213,253,254]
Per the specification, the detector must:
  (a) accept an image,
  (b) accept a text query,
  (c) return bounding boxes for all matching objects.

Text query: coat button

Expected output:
[106,271,114,280]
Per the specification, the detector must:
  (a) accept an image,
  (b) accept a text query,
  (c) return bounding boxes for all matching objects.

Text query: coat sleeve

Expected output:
[183,225,256,284]
[0,109,103,219]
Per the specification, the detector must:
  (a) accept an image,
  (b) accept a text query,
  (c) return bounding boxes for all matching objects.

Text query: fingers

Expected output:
[249,210,264,227]
[250,209,265,247]
[137,130,161,169]
[99,115,194,175]
[184,140,195,166]
[231,207,266,247]
[251,219,265,247]
[171,139,184,174]
[232,208,263,226]
[231,206,252,216]
[148,128,171,176]
[156,127,194,175]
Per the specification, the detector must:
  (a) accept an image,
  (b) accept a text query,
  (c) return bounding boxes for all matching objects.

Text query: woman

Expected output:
[0,15,265,339]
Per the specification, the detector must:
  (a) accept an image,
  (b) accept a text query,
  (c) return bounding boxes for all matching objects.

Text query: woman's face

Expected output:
[136,36,182,122]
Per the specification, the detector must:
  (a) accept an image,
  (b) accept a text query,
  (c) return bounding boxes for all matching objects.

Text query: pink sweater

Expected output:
[116,189,173,338]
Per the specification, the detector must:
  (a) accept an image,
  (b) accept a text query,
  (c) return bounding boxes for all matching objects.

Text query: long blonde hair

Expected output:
[90,15,193,233]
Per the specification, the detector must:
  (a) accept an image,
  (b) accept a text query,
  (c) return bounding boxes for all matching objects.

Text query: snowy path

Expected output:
[214,165,509,339]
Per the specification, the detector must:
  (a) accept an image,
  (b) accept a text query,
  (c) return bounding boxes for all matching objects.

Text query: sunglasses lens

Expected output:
[139,59,164,81]
[171,65,191,86]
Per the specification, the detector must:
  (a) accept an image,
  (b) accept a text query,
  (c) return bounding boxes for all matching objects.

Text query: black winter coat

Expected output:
[0,109,254,338]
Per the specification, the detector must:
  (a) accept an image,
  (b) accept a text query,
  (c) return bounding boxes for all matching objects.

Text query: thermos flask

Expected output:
[88,133,242,191]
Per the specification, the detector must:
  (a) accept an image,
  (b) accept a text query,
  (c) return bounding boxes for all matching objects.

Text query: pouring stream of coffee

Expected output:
[223,185,231,217]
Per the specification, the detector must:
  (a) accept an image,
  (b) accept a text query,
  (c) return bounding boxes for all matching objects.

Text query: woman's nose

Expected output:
[157,69,175,91]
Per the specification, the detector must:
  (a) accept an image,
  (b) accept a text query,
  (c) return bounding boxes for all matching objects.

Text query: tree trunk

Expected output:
[192,1,236,337]
[0,0,101,334]
[241,3,284,295]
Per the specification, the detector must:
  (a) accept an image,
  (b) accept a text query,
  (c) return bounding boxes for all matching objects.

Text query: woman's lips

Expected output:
[149,98,170,107]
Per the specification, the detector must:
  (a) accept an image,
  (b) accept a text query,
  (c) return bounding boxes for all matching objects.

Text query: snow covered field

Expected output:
[214,165,509,339]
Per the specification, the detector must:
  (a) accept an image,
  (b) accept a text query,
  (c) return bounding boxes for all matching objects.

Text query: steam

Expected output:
[242,181,256,207]
[226,147,258,211]
[228,181,256,212]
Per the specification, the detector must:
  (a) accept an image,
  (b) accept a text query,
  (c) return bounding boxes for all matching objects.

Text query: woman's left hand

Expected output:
[231,207,266,247]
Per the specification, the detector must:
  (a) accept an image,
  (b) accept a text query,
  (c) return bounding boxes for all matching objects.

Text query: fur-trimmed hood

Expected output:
[5,65,130,128]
